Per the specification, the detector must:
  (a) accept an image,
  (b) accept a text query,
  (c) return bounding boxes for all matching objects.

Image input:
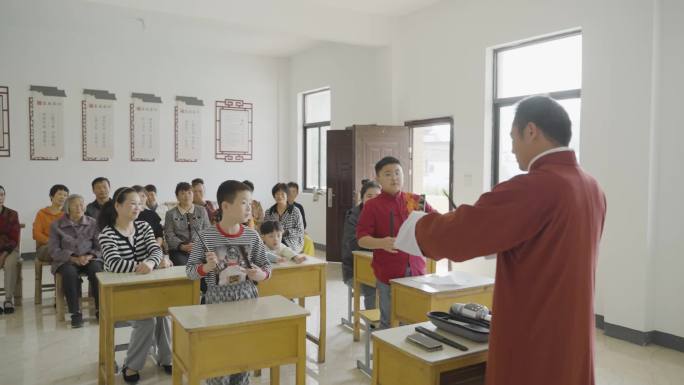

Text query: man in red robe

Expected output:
[397,96,606,385]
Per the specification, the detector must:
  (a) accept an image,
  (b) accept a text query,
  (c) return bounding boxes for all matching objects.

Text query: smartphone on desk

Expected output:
[406,333,443,351]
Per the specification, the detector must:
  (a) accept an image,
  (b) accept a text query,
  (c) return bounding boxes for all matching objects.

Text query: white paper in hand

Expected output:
[395,211,428,257]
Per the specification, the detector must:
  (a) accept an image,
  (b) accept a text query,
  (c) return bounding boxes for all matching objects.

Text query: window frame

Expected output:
[302,88,331,192]
[491,30,582,186]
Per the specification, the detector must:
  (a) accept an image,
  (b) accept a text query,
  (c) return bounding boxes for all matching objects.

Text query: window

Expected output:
[302,88,330,190]
[492,31,582,185]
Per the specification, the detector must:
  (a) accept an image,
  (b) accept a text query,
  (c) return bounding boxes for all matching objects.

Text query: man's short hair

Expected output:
[375,156,401,174]
[91,177,110,189]
[242,180,255,192]
[513,95,572,146]
[216,180,250,205]
[49,184,69,198]
[286,182,299,192]
[191,178,204,187]
[175,182,192,196]
[144,184,157,193]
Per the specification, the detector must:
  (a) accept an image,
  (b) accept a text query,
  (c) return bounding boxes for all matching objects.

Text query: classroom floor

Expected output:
[1,253,683,385]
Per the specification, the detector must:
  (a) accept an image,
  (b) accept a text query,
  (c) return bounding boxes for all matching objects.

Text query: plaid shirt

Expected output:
[0,206,20,253]
[264,204,304,253]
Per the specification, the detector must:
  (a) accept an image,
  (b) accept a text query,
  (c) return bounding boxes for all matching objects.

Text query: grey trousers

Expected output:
[376,266,412,329]
[2,249,19,301]
[124,316,172,371]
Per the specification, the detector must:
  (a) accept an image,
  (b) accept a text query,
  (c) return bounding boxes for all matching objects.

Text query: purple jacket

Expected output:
[48,215,101,274]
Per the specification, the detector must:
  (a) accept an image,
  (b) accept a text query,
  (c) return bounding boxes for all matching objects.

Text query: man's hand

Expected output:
[246,268,267,282]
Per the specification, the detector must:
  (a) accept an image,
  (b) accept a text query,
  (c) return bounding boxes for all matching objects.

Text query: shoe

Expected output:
[71,312,84,328]
[121,366,140,383]
[161,364,172,375]
[3,301,14,314]
[0,305,4,314]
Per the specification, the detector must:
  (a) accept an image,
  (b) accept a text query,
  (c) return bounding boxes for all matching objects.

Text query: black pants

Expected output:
[169,249,189,266]
[56,260,104,314]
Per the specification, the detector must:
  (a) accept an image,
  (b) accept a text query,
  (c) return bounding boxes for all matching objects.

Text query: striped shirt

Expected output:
[99,221,163,273]
[264,204,304,253]
[186,224,272,289]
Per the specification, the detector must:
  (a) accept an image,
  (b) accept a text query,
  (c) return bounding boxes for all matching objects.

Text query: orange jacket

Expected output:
[32,207,63,245]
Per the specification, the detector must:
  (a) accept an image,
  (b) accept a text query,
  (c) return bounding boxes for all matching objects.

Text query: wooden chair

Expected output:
[34,242,55,305]
[55,271,94,322]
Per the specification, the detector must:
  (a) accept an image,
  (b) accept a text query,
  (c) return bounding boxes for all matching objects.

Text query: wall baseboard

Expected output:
[595,314,684,352]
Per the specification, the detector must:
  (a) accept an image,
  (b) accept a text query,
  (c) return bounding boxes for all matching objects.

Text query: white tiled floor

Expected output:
[1,255,683,385]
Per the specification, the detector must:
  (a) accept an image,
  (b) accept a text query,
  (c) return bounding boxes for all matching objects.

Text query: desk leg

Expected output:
[390,284,399,328]
[172,356,182,385]
[318,266,326,363]
[104,317,115,385]
[353,278,361,341]
[98,308,105,385]
[270,366,280,385]
[371,339,380,385]
[298,297,305,307]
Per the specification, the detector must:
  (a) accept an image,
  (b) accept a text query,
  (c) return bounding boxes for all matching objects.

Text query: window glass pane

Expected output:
[319,127,330,189]
[412,124,451,214]
[306,128,320,189]
[497,98,581,183]
[496,34,582,98]
[304,90,331,124]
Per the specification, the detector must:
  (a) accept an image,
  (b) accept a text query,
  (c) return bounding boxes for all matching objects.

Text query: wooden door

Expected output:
[353,125,412,197]
[325,130,354,262]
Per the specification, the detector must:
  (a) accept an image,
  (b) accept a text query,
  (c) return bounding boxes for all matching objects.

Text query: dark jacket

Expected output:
[341,204,369,283]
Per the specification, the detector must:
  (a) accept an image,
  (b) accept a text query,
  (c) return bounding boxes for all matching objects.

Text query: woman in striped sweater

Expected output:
[98,187,173,384]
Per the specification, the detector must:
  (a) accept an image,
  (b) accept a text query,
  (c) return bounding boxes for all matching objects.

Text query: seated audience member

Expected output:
[192,178,218,224]
[342,180,381,310]
[85,177,111,221]
[144,184,168,226]
[0,185,20,314]
[264,183,305,253]
[48,194,103,328]
[260,220,306,264]
[99,187,173,382]
[132,185,163,247]
[286,182,307,229]
[33,184,69,263]
[243,180,264,229]
[164,182,210,266]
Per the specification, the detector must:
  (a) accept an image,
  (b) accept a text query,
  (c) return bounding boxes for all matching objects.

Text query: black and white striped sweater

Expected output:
[99,221,163,273]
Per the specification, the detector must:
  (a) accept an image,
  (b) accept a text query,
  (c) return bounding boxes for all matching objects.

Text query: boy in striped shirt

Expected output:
[186,180,271,385]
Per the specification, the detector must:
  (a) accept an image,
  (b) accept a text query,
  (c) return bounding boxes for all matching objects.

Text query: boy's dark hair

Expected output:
[175,182,192,196]
[360,179,381,198]
[216,180,250,205]
[513,95,572,146]
[98,187,135,229]
[91,177,110,189]
[260,220,283,235]
[131,185,144,193]
[144,184,157,193]
[242,180,254,192]
[375,156,401,174]
[49,184,69,198]
[191,178,204,187]
[271,183,288,197]
[286,182,299,192]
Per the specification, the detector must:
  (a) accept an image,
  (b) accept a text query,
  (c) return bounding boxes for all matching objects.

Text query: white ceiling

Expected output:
[81,0,444,56]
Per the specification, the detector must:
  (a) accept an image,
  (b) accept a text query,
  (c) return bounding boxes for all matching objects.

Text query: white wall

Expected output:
[286,43,392,244]
[0,0,286,252]
[390,0,684,337]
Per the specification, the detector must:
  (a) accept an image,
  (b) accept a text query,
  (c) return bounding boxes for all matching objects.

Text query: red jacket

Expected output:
[0,206,20,253]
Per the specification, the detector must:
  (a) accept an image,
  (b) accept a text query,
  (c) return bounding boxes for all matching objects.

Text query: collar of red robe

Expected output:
[528,149,577,171]
[379,190,403,202]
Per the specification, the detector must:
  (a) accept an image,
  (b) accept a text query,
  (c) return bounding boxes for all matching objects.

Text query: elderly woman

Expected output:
[48,194,103,328]
[264,183,305,253]
[164,182,211,266]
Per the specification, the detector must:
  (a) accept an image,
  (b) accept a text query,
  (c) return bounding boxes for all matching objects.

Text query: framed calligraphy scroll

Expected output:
[0,86,9,157]
[130,93,161,161]
[215,99,253,162]
[175,96,203,162]
[29,86,66,160]
[82,89,116,161]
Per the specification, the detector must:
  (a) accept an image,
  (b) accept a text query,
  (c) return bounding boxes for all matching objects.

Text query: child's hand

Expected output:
[246,268,267,281]
[276,256,287,263]
[204,252,218,271]
[380,237,397,253]
[292,254,307,264]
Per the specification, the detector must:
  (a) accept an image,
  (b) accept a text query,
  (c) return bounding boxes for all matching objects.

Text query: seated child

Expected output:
[260,220,306,264]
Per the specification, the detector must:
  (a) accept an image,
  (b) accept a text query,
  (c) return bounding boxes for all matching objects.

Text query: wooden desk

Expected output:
[390,271,494,327]
[352,251,439,341]
[372,321,488,385]
[258,256,327,362]
[169,295,309,385]
[97,266,200,385]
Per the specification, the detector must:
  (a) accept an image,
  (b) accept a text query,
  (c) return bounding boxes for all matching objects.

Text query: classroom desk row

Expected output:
[96,257,327,385]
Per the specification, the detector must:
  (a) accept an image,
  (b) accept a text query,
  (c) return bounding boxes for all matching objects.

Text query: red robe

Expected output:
[415,151,606,385]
